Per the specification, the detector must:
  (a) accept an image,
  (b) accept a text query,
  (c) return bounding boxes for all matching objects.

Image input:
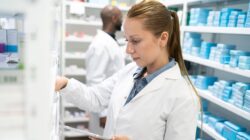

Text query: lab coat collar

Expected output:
[128,63,182,104]
[97,30,116,43]
[161,63,182,80]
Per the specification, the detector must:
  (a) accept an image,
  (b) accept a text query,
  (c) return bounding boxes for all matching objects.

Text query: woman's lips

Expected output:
[133,57,139,61]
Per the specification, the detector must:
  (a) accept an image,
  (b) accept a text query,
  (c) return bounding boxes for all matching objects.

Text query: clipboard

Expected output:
[64,125,111,140]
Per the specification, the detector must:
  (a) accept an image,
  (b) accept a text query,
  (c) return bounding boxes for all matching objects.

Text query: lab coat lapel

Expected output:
[129,64,182,103]
[120,75,135,105]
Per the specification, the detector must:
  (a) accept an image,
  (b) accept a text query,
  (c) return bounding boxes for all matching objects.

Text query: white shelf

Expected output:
[182,26,250,35]
[197,89,250,121]
[64,131,88,137]
[65,1,130,11]
[64,71,86,76]
[64,103,75,108]
[197,121,226,140]
[64,117,90,123]
[64,54,86,59]
[65,19,102,26]
[183,54,250,78]
[65,37,92,43]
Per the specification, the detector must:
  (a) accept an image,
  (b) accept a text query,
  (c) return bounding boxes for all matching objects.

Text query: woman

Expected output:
[56,1,199,140]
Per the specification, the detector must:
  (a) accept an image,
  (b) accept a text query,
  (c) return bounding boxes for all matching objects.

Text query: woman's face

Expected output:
[124,18,168,72]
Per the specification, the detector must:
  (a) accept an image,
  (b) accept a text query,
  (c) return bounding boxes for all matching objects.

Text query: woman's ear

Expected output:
[160,32,169,48]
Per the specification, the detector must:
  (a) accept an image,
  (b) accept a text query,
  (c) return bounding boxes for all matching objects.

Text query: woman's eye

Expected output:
[131,40,140,44]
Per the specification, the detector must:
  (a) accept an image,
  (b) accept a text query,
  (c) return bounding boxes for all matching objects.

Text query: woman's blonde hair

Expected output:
[127,0,197,89]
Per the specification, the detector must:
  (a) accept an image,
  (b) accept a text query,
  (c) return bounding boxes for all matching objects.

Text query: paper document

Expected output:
[64,125,111,140]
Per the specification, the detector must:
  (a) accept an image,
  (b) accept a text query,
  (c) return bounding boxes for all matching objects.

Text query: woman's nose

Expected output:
[126,43,134,54]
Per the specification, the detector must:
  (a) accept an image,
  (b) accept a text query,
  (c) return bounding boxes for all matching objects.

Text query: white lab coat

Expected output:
[86,30,125,86]
[61,62,199,140]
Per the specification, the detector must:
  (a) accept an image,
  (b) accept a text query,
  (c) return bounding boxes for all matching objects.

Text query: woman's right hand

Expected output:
[55,76,68,91]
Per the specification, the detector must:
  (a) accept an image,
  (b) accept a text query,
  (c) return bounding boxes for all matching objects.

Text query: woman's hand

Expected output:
[112,136,130,140]
[89,135,130,140]
[55,76,68,91]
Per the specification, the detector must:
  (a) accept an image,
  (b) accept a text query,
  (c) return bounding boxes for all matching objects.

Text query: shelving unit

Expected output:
[184,54,250,78]
[61,0,103,139]
[0,0,60,140]
[182,26,250,35]
[198,89,250,121]
[178,0,250,139]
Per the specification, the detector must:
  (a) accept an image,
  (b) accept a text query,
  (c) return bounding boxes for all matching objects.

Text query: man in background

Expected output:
[86,5,125,134]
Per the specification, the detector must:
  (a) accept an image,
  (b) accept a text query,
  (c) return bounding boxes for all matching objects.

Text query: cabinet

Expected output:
[0,0,60,140]
[171,0,250,139]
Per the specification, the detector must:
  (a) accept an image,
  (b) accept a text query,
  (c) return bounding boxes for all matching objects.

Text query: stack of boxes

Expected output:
[238,56,250,70]
[220,8,242,27]
[198,112,250,140]
[0,29,18,53]
[199,41,217,59]
[213,11,222,26]
[214,44,236,64]
[236,132,250,140]
[191,75,250,113]
[207,11,221,26]
[237,12,247,27]
[207,116,225,129]
[0,30,6,53]
[229,50,250,68]
[183,33,250,70]
[189,5,250,28]
[246,1,250,27]
[183,32,202,54]
[215,122,225,136]
[189,8,211,26]
[211,80,235,101]
[194,75,217,90]
[228,10,242,27]
[243,90,250,113]
[231,82,250,109]
[223,121,246,140]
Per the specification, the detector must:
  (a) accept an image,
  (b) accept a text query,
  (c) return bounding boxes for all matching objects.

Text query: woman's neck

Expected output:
[146,57,169,74]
